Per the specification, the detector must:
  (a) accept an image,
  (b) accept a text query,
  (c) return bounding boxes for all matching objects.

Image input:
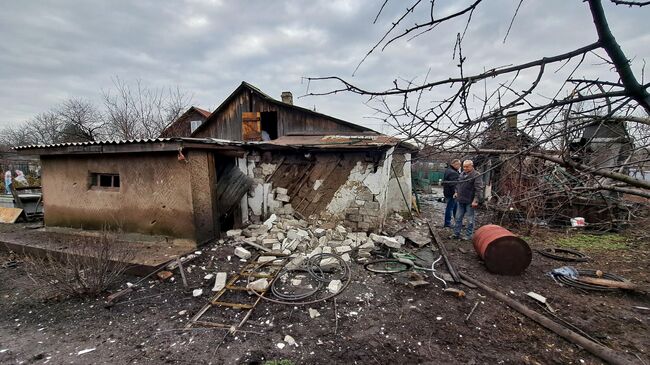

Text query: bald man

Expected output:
[452,160,483,240]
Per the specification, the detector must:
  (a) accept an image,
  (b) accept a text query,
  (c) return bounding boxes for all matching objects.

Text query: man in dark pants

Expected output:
[442,159,461,227]
[453,160,483,240]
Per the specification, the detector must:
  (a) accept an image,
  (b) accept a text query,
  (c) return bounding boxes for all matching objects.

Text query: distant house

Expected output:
[16,82,416,246]
[159,106,212,138]
[190,82,374,141]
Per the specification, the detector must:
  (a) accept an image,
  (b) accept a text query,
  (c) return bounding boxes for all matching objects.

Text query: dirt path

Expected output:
[1,202,648,364]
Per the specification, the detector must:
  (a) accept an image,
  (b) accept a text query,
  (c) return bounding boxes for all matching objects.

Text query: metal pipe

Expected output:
[460,273,635,365]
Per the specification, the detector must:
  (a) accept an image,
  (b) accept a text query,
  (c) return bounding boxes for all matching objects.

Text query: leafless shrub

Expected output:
[23,231,134,299]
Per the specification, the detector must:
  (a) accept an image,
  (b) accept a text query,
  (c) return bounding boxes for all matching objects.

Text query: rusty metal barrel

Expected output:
[472,224,532,275]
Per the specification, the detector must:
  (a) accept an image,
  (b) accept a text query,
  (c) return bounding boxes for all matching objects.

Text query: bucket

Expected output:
[472,224,532,275]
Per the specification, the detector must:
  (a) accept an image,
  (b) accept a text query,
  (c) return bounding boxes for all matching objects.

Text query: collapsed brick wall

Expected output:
[244,149,391,231]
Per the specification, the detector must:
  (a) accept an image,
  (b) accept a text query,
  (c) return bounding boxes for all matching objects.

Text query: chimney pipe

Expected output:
[281,91,293,105]
[505,111,517,129]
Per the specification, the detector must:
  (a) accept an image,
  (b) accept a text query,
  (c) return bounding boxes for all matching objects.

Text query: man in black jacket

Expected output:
[453,160,483,240]
[442,159,461,227]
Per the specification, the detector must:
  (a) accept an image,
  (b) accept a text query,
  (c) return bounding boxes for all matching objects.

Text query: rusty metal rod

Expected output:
[460,273,635,365]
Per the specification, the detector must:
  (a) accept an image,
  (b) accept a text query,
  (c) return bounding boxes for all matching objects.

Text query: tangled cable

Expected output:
[248,252,352,306]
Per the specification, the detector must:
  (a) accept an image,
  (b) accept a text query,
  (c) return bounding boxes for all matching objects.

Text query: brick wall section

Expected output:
[343,186,382,232]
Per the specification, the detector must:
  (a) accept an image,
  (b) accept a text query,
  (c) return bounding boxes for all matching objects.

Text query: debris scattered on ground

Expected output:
[192,289,203,297]
[537,247,589,262]
[284,334,297,347]
[308,308,321,318]
[212,272,227,292]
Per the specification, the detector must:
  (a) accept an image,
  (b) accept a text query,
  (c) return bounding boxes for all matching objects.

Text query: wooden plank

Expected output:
[578,277,638,290]
[0,207,23,223]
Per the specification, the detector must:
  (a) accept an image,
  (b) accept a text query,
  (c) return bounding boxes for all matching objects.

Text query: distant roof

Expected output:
[191,81,377,136]
[192,106,212,119]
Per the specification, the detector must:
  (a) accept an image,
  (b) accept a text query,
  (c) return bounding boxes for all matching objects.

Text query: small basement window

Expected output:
[90,173,120,190]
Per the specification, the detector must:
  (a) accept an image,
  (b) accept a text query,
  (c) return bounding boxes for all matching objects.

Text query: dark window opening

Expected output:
[260,111,278,140]
[90,173,120,190]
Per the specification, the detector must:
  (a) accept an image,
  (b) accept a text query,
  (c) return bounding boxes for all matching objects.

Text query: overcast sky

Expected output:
[1,0,648,135]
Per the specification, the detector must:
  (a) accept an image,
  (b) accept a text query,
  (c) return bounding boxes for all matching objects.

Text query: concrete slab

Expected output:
[0,227,196,275]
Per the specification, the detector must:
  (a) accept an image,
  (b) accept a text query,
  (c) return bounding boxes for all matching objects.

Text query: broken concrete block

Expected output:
[234,246,251,260]
[247,278,269,292]
[313,228,326,238]
[261,163,275,175]
[291,278,302,286]
[272,243,282,251]
[341,253,351,262]
[277,232,285,240]
[282,238,299,251]
[284,335,297,347]
[258,256,278,263]
[359,240,376,249]
[204,274,214,280]
[226,229,242,237]
[309,308,321,318]
[370,233,402,249]
[322,246,333,254]
[263,214,277,229]
[276,193,291,203]
[318,236,328,246]
[275,187,288,195]
[285,254,306,270]
[308,247,323,258]
[335,245,352,254]
[286,229,299,241]
[320,257,338,269]
[212,272,227,292]
[262,238,279,246]
[192,289,203,297]
[328,279,343,294]
[282,204,294,215]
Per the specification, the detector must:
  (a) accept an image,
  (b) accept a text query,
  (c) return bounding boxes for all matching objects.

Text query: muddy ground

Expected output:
[0,201,649,365]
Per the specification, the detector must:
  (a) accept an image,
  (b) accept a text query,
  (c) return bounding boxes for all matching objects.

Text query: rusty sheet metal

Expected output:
[262,134,413,150]
[242,112,262,141]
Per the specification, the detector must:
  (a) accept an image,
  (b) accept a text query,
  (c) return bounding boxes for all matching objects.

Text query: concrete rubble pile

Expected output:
[226,210,412,270]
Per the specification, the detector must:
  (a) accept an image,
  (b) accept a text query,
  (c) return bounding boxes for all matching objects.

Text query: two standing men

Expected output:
[442,159,483,240]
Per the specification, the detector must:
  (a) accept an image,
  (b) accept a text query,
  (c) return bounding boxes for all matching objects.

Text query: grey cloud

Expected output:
[0,0,648,133]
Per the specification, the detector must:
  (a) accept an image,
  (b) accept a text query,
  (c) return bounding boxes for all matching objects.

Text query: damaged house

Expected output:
[15,82,415,247]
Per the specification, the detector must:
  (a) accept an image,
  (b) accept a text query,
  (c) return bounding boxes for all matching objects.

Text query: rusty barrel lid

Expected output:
[472,224,532,275]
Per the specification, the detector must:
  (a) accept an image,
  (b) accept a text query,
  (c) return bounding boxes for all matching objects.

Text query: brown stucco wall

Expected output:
[41,152,200,240]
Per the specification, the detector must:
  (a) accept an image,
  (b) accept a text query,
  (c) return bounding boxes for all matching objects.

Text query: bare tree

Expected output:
[56,98,106,142]
[304,0,650,228]
[102,77,192,139]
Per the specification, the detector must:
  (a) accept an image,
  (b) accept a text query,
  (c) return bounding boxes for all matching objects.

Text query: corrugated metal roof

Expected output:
[14,135,416,153]
[13,138,175,150]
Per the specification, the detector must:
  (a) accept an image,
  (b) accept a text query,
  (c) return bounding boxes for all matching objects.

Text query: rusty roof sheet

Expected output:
[260,134,416,150]
[193,107,212,119]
